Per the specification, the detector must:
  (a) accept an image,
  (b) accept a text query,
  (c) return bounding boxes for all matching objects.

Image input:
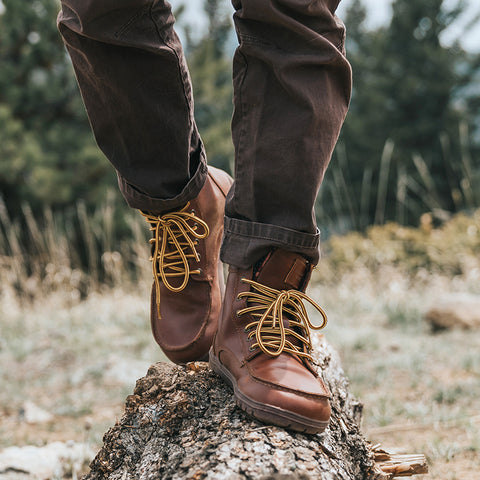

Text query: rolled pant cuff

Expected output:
[117,160,208,214]
[220,217,320,269]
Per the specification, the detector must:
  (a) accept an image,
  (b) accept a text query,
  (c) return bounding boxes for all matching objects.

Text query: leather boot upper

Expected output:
[143,166,232,364]
[212,249,331,429]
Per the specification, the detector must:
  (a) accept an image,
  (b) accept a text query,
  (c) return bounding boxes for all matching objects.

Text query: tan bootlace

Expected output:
[237,279,327,362]
[141,203,209,318]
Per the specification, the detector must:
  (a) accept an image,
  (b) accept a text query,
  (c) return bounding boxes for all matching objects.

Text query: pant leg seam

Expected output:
[147,3,193,134]
[231,49,249,220]
[114,5,151,39]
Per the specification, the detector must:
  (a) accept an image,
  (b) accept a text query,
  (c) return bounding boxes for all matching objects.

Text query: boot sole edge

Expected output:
[209,349,329,435]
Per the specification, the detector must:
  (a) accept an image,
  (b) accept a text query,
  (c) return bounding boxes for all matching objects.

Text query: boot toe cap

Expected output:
[237,375,331,433]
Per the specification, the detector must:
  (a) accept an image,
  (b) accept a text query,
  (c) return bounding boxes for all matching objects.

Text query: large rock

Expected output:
[424,293,480,330]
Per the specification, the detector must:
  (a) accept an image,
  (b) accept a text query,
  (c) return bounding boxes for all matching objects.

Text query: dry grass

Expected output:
[0,208,479,478]
[311,267,480,479]
[0,284,159,448]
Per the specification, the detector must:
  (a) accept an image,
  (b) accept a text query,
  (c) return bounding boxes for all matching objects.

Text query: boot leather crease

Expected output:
[142,166,233,364]
[210,248,331,434]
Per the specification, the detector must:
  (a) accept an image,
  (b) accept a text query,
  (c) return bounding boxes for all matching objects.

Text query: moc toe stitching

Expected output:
[245,370,330,400]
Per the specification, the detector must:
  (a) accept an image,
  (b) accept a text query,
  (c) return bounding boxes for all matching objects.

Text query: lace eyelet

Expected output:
[236,310,241,318]
[248,345,256,352]
[198,268,203,275]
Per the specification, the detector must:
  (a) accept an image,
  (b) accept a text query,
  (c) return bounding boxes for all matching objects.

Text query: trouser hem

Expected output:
[118,160,208,214]
[220,217,320,269]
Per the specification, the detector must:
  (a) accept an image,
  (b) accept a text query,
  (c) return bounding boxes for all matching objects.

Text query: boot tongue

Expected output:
[255,249,311,292]
[252,249,316,368]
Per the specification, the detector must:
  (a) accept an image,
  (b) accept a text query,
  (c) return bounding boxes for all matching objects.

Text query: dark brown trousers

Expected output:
[58,0,351,268]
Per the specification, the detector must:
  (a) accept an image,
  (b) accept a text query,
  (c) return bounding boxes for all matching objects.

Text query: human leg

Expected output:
[221,0,352,268]
[58,0,233,362]
[57,0,206,211]
[211,0,352,432]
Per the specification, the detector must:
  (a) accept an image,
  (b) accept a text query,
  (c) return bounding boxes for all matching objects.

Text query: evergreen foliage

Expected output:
[185,0,235,175]
[0,0,115,215]
[0,0,479,237]
[321,0,480,232]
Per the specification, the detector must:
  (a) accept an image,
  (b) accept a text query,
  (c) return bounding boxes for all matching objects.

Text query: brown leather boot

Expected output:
[209,248,331,434]
[142,166,233,364]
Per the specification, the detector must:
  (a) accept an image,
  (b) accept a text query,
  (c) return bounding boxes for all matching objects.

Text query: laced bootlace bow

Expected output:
[141,204,209,318]
[237,279,328,362]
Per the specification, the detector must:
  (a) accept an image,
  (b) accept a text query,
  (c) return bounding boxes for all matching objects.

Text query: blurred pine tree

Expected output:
[320,0,480,232]
[186,0,235,175]
[0,0,115,214]
[0,0,478,236]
